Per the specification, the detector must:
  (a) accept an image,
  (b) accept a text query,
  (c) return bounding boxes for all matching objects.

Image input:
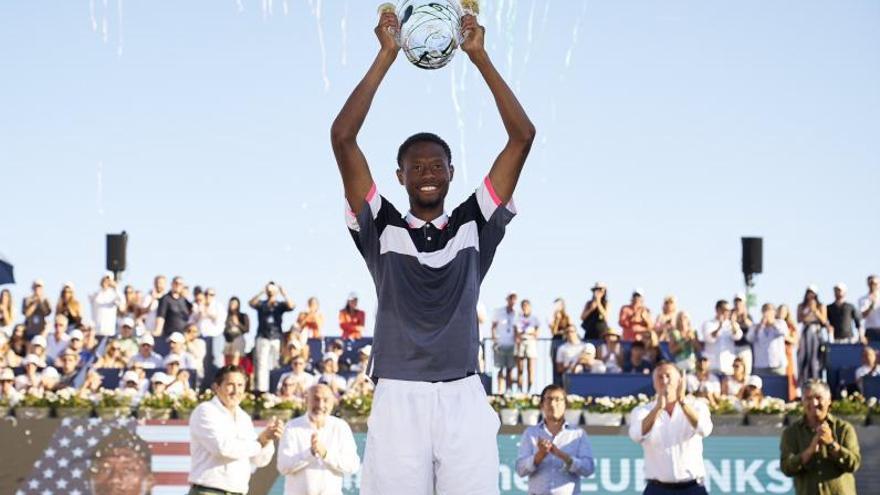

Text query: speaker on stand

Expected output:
[106,232,128,281]
[741,237,763,309]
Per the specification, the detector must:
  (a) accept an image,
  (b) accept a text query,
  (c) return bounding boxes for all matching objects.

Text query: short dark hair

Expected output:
[396,132,452,168]
[715,299,729,311]
[213,364,246,387]
[540,384,565,403]
[631,341,646,350]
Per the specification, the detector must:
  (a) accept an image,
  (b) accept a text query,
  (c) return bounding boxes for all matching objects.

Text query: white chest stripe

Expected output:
[379,221,479,268]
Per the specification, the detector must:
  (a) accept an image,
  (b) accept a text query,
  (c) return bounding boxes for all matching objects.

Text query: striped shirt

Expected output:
[346,176,516,382]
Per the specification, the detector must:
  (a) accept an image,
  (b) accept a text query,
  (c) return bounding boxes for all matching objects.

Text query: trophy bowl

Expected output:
[396,0,464,70]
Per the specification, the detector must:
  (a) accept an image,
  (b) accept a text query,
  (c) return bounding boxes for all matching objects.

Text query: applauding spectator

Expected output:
[516,299,541,393]
[22,279,52,338]
[0,289,15,336]
[855,346,879,387]
[580,282,609,340]
[296,297,325,339]
[797,285,830,385]
[748,303,789,376]
[549,298,574,385]
[624,341,653,375]
[223,296,250,354]
[90,272,124,338]
[55,282,83,329]
[618,289,653,342]
[653,295,679,342]
[699,300,743,376]
[597,327,625,373]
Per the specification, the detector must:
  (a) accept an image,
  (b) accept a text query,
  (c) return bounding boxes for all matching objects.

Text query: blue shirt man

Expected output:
[516,385,595,494]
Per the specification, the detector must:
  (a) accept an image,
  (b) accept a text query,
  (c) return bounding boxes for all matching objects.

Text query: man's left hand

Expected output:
[460,15,485,57]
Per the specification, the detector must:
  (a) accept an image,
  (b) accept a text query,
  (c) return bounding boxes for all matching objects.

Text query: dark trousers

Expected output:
[867,327,880,342]
[644,480,708,495]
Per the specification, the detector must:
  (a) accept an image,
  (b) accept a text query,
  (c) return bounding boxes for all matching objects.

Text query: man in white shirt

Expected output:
[278,355,317,397]
[629,361,713,495]
[165,332,200,370]
[859,274,880,341]
[46,314,71,361]
[277,384,360,495]
[193,287,223,371]
[189,365,283,495]
[131,334,164,369]
[90,272,124,338]
[555,326,585,375]
[699,300,743,376]
[855,346,879,384]
[747,303,789,375]
[141,274,167,334]
[492,291,519,394]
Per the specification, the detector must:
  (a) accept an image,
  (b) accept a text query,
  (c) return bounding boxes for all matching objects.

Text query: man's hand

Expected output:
[311,432,327,458]
[258,418,284,446]
[816,422,834,446]
[460,14,485,57]
[676,376,687,403]
[537,438,552,455]
[375,10,399,55]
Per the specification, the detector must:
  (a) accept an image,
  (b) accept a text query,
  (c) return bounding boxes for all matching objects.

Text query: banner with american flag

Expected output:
[0,418,279,495]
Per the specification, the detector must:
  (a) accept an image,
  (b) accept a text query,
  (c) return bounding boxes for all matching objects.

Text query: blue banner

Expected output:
[268,433,794,494]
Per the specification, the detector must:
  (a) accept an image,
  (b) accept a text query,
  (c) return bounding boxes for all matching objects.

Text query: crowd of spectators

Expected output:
[0,273,372,408]
[0,273,878,409]
[488,276,880,401]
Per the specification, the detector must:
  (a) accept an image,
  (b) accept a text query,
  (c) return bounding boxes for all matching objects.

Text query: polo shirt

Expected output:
[346,176,515,381]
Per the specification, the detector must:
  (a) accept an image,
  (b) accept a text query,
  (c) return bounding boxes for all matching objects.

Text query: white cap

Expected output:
[582,343,596,355]
[40,366,60,379]
[138,334,155,346]
[359,345,372,356]
[33,278,45,287]
[322,352,338,362]
[747,375,763,389]
[591,281,607,291]
[121,317,136,328]
[31,335,47,348]
[63,281,75,290]
[633,288,645,296]
[151,372,172,385]
[807,284,819,294]
[0,368,15,380]
[734,292,746,301]
[167,332,185,344]
[347,291,359,300]
[834,282,848,292]
[24,354,44,366]
[163,355,181,366]
[69,329,84,341]
[103,271,115,280]
[287,339,303,349]
[507,290,518,298]
[122,371,140,384]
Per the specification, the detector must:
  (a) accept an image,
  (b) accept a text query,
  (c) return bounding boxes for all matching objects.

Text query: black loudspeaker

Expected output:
[106,232,128,273]
[741,237,763,275]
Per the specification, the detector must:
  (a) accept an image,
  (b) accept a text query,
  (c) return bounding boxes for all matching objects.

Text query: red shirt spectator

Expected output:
[339,292,365,340]
[618,289,654,342]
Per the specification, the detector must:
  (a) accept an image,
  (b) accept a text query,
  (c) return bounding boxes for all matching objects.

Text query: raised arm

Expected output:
[460,15,535,204]
[330,11,399,213]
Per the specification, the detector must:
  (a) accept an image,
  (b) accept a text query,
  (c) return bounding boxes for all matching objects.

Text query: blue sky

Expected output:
[1,0,878,333]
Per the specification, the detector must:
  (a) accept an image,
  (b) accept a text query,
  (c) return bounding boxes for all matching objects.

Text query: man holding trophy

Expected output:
[330,1,535,493]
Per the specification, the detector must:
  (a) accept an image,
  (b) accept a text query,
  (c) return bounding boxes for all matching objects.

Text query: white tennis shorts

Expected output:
[360,374,501,495]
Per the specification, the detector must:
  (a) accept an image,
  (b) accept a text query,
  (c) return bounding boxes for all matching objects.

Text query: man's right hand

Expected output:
[375,11,399,54]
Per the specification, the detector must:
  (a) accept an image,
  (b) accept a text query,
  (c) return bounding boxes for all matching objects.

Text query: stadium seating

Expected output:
[564,373,655,398]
